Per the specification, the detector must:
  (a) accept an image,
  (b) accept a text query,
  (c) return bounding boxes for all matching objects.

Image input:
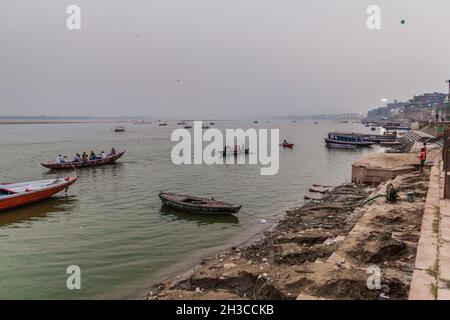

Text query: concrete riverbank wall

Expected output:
[352,154,418,185]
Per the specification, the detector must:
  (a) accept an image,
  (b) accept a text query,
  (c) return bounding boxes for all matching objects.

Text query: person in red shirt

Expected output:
[419,147,426,173]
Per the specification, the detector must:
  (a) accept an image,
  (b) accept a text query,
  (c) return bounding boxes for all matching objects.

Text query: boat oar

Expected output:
[69,161,77,172]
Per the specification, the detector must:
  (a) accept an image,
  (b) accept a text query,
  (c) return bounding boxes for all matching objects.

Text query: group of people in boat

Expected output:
[55,148,117,164]
[224,144,246,153]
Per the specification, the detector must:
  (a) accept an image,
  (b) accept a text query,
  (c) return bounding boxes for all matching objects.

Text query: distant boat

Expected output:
[222,148,249,156]
[41,151,126,170]
[177,121,187,125]
[202,125,210,129]
[133,120,151,125]
[326,143,357,150]
[314,122,318,124]
[281,142,294,148]
[209,122,215,125]
[158,123,168,126]
[114,126,125,132]
[254,121,258,124]
[325,132,374,147]
[0,177,78,211]
[184,125,192,129]
[371,127,376,131]
[158,192,241,215]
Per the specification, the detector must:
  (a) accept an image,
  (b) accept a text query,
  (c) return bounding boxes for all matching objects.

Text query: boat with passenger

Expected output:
[222,146,249,156]
[281,140,294,148]
[41,150,125,169]
[325,132,374,147]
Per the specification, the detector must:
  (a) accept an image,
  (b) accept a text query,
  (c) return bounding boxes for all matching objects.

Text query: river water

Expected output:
[0,120,380,299]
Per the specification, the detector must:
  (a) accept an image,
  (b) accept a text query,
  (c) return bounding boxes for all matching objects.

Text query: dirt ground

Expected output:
[145,167,430,300]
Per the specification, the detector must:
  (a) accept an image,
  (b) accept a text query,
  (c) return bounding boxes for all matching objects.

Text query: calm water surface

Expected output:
[0,121,381,299]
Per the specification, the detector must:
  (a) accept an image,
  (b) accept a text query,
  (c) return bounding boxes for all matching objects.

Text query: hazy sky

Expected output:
[1,0,449,118]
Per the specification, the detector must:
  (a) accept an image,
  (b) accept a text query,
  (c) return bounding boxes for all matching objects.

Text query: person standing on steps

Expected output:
[419,147,426,174]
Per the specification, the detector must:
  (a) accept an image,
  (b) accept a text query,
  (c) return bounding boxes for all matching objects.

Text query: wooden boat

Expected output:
[158,192,241,215]
[222,148,249,156]
[383,122,410,131]
[362,133,397,143]
[41,150,125,169]
[325,132,374,147]
[282,142,294,148]
[133,120,151,124]
[0,177,78,212]
[379,141,402,147]
[326,143,357,150]
[114,126,125,132]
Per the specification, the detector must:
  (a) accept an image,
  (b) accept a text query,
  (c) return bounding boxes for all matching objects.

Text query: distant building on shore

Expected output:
[365,92,446,123]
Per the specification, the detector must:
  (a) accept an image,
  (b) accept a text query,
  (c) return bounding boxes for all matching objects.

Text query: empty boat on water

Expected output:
[0,177,78,212]
[41,150,126,169]
[114,126,125,132]
[158,192,241,215]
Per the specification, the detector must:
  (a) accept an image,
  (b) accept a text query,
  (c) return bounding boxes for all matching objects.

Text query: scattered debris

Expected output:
[148,170,429,300]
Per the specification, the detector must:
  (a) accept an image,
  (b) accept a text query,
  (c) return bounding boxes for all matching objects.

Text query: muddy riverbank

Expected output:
[145,163,430,300]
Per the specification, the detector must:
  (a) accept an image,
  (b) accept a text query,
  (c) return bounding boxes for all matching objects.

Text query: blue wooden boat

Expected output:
[325,132,374,147]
